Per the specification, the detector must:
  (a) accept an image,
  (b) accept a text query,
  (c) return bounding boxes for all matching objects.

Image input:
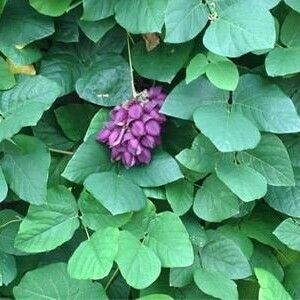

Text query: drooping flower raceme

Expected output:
[96,87,167,168]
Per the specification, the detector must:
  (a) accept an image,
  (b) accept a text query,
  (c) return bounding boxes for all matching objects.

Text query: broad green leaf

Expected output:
[0,209,23,255]
[0,75,61,142]
[139,295,173,300]
[116,230,161,289]
[143,187,166,200]
[123,150,183,187]
[0,0,6,14]
[281,11,300,47]
[238,134,295,186]
[68,227,119,280]
[166,179,193,216]
[40,54,83,96]
[132,41,193,83]
[29,0,72,17]
[82,0,117,21]
[53,13,79,43]
[284,262,300,299]
[194,104,261,152]
[115,0,168,33]
[55,104,97,142]
[203,0,276,57]
[0,251,17,286]
[233,74,300,133]
[2,135,51,205]
[84,172,147,215]
[186,53,208,84]
[161,77,228,120]
[0,0,54,47]
[206,60,239,91]
[273,218,300,251]
[0,166,7,202]
[0,56,15,90]
[62,134,112,184]
[282,135,300,168]
[255,268,292,300]
[14,186,79,253]
[201,233,252,279]
[79,18,116,43]
[284,0,300,13]
[122,201,156,238]
[145,212,194,267]
[78,190,131,231]
[76,54,132,106]
[250,244,284,281]
[194,267,238,300]
[216,159,267,202]
[14,263,108,300]
[164,0,207,43]
[84,108,109,141]
[265,168,300,217]
[266,47,300,77]
[193,174,239,222]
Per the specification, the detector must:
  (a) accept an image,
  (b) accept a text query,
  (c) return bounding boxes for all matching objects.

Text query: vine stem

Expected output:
[49,148,74,155]
[105,268,119,291]
[83,223,90,240]
[127,33,137,98]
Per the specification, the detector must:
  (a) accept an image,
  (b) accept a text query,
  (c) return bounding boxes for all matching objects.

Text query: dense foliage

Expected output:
[1,0,300,299]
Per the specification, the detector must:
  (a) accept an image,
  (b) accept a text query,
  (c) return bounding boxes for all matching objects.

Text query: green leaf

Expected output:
[2,135,51,205]
[203,0,276,57]
[76,54,132,106]
[13,262,108,300]
[266,47,300,77]
[194,104,261,152]
[186,53,208,84]
[116,230,161,289]
[53,13,79,43]
[265,168,300,217]
[68,227,119,280]
[206,59,239,91]
[145,212,194,267]
[29,0,72,17]
[84,172,147,215]
[55,104,96,142]
[284,0,300,13]
[40,54,83,96]
[193,174,239,222]
[132,41,193,83]
[0,251,17,286]
[161,77,228,120]
[0,0,6,14]
[194,267,238,300]
[62,134,112,184]
[78,190,131,231]
[139,295,173,300]
[238,134,295,186]
[281,11,300,47]
[0,166,7,202]
[79,18,116,43]
[273,218,300,251]
[164,0,207,43]
[115,0,168,33]
[284,262,300,299]
[14,186,79,253]
[216,159,267,202]
[0,57,15,90]
[0,75,61,142]
[84,108,109,141]
[166,179,193,216]
[255,268,292,300]
[123,150,183,187]
[0,0,54,47]
[201,233,252,279]
[82,0,117,21]
[233,74,300,133]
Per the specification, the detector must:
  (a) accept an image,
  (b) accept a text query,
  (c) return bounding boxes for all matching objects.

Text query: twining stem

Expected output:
[83,223,90,240]
[66,0,83,13]
[105,268,119,291]
[127,33,137,98]
[49,148,74,155]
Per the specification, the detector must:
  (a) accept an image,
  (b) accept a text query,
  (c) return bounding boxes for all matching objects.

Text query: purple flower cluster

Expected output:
[96,87,167,168]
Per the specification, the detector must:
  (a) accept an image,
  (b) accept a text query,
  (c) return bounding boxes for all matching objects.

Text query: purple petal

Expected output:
[111,146,124,161]
[122,151,136,168]
[141,135,156,148]
[128,103,143,119]
[127,139,142,155]
[108,128,125,147]
[131,120,145,137]
[112,107,128,125]
[148,87,162,99]
[96,128,110,143]
[138,148,151,164]
[144,101,157,113]
[145,120,161,136]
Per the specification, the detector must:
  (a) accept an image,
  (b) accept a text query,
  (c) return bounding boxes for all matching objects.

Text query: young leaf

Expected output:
[14,186,79,253]
[186,53,208,84]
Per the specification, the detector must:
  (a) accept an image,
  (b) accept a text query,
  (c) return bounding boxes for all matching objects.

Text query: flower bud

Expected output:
[145,120,160,136]
[128,103,143,119]
[131,120,145,137]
